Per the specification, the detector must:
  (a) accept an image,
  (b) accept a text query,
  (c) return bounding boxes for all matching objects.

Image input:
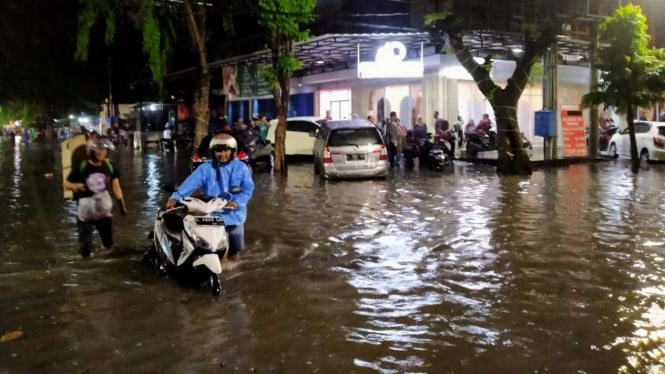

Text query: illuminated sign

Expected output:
[357,41,423,79]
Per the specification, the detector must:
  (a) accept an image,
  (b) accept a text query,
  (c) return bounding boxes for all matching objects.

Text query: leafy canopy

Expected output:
[257,0,316,88]
[582,4,665,113]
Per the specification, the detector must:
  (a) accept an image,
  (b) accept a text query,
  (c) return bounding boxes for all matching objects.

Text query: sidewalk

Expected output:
[457,145,610,168]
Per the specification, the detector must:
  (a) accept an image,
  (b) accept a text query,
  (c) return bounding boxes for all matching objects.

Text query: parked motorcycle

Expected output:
[142,185,231,295]
[598,124,619,152]
[191,131,273,172]
[236,130,274,171]
[465,130,497,156]
[403,132,453,171]
[420,134,453,171]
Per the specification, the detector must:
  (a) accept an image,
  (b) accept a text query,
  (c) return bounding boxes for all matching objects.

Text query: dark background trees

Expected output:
[0,0,664,126]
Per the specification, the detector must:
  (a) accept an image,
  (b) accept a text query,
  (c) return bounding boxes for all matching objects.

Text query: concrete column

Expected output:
[422,74,444,125]
[351,86,373,119]
[422,74,460,126]
[445,78,459,124]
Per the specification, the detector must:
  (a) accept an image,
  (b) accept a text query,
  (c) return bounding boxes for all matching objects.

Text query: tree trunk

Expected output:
[493,94,532,175]
[627,106,639,173]
[274,82,288,173]
[183,0,208,152]
[193,72,210,151]
[270,34,291,174]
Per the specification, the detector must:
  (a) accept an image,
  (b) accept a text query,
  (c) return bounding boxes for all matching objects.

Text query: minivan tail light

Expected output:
[323,146,332,163]
[372,144,387,161]
[654,136,665,148]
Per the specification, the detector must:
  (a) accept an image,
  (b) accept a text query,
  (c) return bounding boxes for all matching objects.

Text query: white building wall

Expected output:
[294,54,592,144]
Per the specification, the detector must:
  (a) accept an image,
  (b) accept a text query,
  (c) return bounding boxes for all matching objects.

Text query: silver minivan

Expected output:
[313,119,387,179]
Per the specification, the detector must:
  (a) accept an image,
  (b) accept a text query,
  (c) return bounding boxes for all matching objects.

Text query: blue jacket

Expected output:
[169,159,254,226]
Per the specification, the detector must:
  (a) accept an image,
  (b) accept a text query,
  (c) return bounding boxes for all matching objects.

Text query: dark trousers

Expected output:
[77,217,113,251]
[226,224,245,257]
[448,138,456,159]
[387,142,398,167]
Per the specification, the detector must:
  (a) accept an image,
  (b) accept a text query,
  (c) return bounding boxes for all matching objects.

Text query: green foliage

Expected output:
[76,0,115,61]
[582,4,665,113]
[0,101,41,126]
[257,0,315,39]
[258,0,316,89]
[528,60,544,85]
[75,0,182,86]
[260,55,303,89]
[142,0,165,84]
[424,12,452,26]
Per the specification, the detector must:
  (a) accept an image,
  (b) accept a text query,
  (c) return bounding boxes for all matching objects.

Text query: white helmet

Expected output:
[209,133,237,162]
[88,136,116,152]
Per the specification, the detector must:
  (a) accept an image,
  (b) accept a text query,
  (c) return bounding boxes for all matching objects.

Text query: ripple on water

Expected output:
[3,147,665,373]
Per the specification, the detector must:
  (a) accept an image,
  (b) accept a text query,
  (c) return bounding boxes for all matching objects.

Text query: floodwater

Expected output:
[1,139,665,374]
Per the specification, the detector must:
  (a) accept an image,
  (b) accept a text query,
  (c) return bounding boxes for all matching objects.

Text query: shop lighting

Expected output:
[357,41,424,79]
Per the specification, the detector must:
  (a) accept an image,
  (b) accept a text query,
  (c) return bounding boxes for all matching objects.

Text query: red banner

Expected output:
[561,104,586,157]
[177,103,194,121]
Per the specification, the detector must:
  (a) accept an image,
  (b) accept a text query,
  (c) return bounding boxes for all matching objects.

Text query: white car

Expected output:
[266,116,324,156]
[607,121,665,161]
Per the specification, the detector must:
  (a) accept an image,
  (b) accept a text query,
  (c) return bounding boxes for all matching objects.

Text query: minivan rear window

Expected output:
[328,128,382,146]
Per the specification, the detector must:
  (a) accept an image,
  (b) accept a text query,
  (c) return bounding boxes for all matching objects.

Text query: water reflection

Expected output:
[144,153,163,206]
[2,142,665,373]
[12,141,22,205]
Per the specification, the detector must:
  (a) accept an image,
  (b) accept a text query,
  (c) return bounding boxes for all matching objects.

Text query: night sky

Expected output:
[0,0,663,111]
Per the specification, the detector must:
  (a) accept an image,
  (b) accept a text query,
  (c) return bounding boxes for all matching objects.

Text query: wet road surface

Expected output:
[1,140,665,373]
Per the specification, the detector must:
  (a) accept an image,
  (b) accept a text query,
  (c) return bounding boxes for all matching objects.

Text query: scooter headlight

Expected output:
[216,237,228,251]
[183,221,210,250]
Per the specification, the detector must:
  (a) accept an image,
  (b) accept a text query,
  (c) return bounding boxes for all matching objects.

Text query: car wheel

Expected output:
[608,143,618,159]
[640,149,649,163]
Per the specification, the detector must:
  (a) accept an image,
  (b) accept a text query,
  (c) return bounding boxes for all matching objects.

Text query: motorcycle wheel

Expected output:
[210,273,222,296]
[608,143,618,159]
[140,245,157,266]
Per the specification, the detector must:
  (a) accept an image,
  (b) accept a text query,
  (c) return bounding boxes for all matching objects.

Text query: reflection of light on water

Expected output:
[11,142,22,203]
[612,285,665,373]
[144,155,161,205]
[341,179,502,371]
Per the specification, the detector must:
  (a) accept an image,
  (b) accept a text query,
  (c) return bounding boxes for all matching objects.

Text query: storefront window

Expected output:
[319,89,351,120]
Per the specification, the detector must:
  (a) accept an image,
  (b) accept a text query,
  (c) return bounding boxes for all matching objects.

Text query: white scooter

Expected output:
[144,191,230,295]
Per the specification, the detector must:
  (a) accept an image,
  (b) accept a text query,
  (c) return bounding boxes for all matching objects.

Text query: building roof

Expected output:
[209,32,437,77]
[139,30,591,88]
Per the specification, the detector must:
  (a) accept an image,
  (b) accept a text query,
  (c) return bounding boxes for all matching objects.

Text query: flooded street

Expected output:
[2,140,665,373]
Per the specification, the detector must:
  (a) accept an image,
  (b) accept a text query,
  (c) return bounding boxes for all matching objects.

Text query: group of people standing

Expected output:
[368,110,467,168]
[217,115,271,143]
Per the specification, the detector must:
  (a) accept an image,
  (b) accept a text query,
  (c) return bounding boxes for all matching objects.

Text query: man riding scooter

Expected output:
[167,133,254,261]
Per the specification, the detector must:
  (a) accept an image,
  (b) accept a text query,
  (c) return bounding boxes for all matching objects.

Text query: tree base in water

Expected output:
[497,149,532,175]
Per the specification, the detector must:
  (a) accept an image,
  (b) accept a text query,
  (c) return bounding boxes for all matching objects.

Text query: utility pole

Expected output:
[543,42,558,160]
[588,24,599,157]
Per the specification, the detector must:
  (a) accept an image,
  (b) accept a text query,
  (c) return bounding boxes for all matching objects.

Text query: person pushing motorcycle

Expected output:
[166,133,254,261]
[64,136,127,257]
